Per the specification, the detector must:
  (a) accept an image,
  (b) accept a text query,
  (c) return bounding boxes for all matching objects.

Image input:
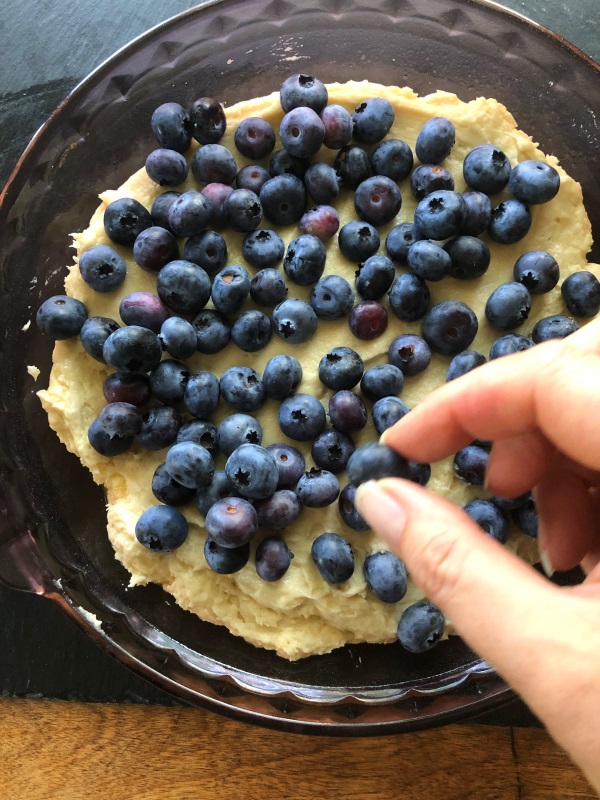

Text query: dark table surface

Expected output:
[0,0,598,719]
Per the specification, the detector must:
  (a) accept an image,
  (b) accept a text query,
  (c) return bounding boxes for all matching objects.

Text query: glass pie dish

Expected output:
[0,0,599,734]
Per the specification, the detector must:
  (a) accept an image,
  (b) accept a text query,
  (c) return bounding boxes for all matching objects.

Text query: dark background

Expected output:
[0,0,598,718]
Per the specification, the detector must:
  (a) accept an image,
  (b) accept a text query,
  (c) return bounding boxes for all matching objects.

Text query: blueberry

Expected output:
[349,300,388,340]
[255,537,294,581]
[334,145,371,189]
[80,316,120,362]
[329,390,367,433]
[217,413,263,456]
[103,326,163,373]
[531,314,579,342]
[446,350,487,380]
[407,460,432,486]
[407,240,452,282]
[311,429,355,473]
[165,441,215,489]
[200,182,234,228]
[158,317,196,361]
[211,264,251,314]
[280,74,328,113]
[410,164,454,200]
[561,271,600,317]
[266,443,306,488]
[485,282,531,331]
[254,490,302,530]
[150,191,181,233]
[272,298,318,344]
[311,532,354,584]
[415,117,455,164]
[135,506,188,552]
[260,174,307,225]
[156,260,211,315]
[454,444,488,485]
[204,539,250,574]
[250,268,288,307]
[151,102,191,153]
[242,229,285,269]
[463,144,511,194]
[103,197,151,246]
[119,292,170,333]
[183,370,220,418]
[263,354,303,400]
[354,176,402,226]
[149,359,190,404]
[231,310,272,352]
[278,393,326,441]
[145,148,188,187]
[183,230,228,275]
[352,97,395,144]
[195,470,237,516]
[191,143,237,186]
[103,372,151,407]
[512,497,538,538]
[489,333,534,360]
[370,139,413,182]
[299,205,340,241]
[422,301,478,356]
[338,484,370,531]
[488,199,532,244]
[283,234,327,285]
[225,444,279,500]
[320,104,353,149]
[318,346,363,391]
[509,160,560,204]
[338,220,380,262]
[297,468,340,508]
[310,275,354,320]
[388,334,432,376]
[167,190,213,237]
[372,396,410,436]
[364,551,408,603]
[220,366,265,412]
[280,106,325,158]
[461,191,492,236]
[151,462,195,506]
[234,116,276,159]
[192,309,231,354]
[397,601,445,653]
[237,164,271,194]
[177,419,219,458]
[79,245,127,292]
[269,149,310,179]
[206,496,258,547]
[388,273,430,323]
[223,188,263,232]
[304,162,340,204]
[37,295,88,340]
[137,405,181,450]
[88,417,134,457]
[414,190,466,240]
[513,251,560,294]
[346,442,410,485]
[464,498,509,544]
[444,235,491,280]
[360,364,404,401]
[98,401,143,438]
[189,97,226,144]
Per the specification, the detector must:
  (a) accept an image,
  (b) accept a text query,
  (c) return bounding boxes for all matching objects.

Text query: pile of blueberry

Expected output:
[36,73,600,654]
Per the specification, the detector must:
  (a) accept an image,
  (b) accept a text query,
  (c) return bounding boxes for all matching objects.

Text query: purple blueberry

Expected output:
[354,175,402,226]
[234,116,276,159]
[349,300,388,340]
[254,491,302,530]
[299,205,340,241]
[328,390,368,433]
[136,405,181,450]
[200,182,234,228]
[266,443,306,488]
[119,292,170,333]
[145,148,188,187]
[236,164,271,193]
[167,190,213,237]
[320,104,353,149]
[304,162,340,204]
[103,372,150,407]
[255,538,294,582]
[133,226,179,273]
[206,497,258,548]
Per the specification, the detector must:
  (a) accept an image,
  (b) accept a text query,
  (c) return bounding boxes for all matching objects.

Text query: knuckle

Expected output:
[412,528,466,605]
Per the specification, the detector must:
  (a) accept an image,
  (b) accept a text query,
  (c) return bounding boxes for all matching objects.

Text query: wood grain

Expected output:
[0,698,595,800]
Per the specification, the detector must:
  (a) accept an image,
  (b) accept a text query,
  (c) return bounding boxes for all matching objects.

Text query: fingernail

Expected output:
[539,549,554,579]
[355,480,407,545]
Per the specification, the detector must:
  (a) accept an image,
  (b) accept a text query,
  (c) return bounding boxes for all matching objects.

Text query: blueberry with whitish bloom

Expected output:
[561,271,600,317]
[360,364,404,401]
[463,144,511,195]
[231,310,273,352]
[407,240,452,282]
[236,164,270,194]
[149,359,190,404]
[386,222,419,266]
[311,533,354,584]
[413,190,466,240]
[211,265,251,315]
[159,316,197,360]
[513,251,559,294]
[310,275,354,320]
[250,268,288,307]
[223,188,263,232]
[103,326,163,374]
[460,191,492,236]
[531,314,579,342]
[488,199,532,245]
[151,462,195,507]
[263,354,303,400]
[37,295,88,340]
[242,229,285,269]
[279,106,325,158]
[167,190,213,237]
[217,414,263,457]
[354,175,402,226]
[444,235,491,280]
[225,444,279,500]
[156,260,212,316]
[352,97,395,144]
[234,116,276,159]
[145,148,188,187]
[446,350,487,381]
[388,334,431,376]
[260,174,307,225]
[318,346,364,391]
[304,162,340,204]
[489,333,534,360]
[397,601,445,653]
[195,470,238,517]
[509,160,560,204]
[415,117,455,164]
[278,393,326,442]
[422,301,478,356]
[410,164,454,200]
[296,469,340,508]
[104,197,152,246]
[165,440,215,489]
[311,429,356,474]
[135,506,189,552]
[220,366,265,412]
[192,309,231,354]
[80,317,120,362]
[485,282,531,331]
[177,419,219,458]
[183,230,228,275]
[191,143,237,185]
[254,491,302,530]
[370,139,413,182]
[280,73,328,113]
[151,102,191,153]
[338,220,380,262]
[272,298,318,344]
[355,255,395,300]
[364,551,408,603]
[283,234,327,285]
[372,396,410,436]
[79,245,127,292]
[183,371,220,418]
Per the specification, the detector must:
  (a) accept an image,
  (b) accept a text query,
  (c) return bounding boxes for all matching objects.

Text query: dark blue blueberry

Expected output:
[444,235,491,280]
[397,601,445,653]
[364,551,408,603]
[310,275,354,320]
[372,396,410,436]
[349,300,389,340]
[98,401,143,438]
[388,273,430,322]
[407,240,452,282]
[297,469,340,508]
[360,364,404,401]
[463,144,511,194]
[225,444,279,500]
[183,370,220,418]
[260,174,307,225]
[352,97,395,144]
[103,372,150,406]
[79,245,127,292]
[149,359,190,404]
[488,199,532,244]
[231,310,272,352]
[217,414,263,456]
[177,419,219,458]
[272,298,318,344]
[338,220,380,262]
[512,497,538,538]
[254,490,302,530]
[183,230,228,275]
[157,260,212,316]
[446,350,487,381]
[80,316,120,362]
[485,282,532,331]
[318,346,363,391]
[191,143,237,185]
[133,226,179,273]
[159,316,198,360]
[200,182,234,228]
[454,444,489,485]
[234,116,276,159]
[165,440,215,488]
[255,538,294,581]
[414,190,466,240]
[346,443,410,485]
[150,191,181,233]
[151,102,191,153]
[263,354,303,400]
[422,301,478,356]
[334,145,371,189]
[304,162,340,204]
[280,106,325,158]
[464,498,509,544]
[311,532,354,584]
[370,139,413,181]
[489,333,535,360]
[152,462,195,506]
[388,334,432,376]
[236,164,271,193]
[509,160,560,204]
[195,470,238,516]
[354,176,402,226]
[561,271,600,317]
[204,539,250,574]
[338,484,370,531]
[320,104,353,149]
[299,205,340,242]
[119,292,170,333]
[242,229,285,269]
[205,496,258,547]
[145,148,188,187]
[211,264,251,314]
[135,506,188,552]
[189,97,226,144]
[103,197,151,246]
[136,405,181,450]
[268,149,310,179]
[280,74,328,113]
[415,117,455,164]
[250,268,288,307]
[490,492,531,511]
[531,314,579,342]
[461,191,492,236]
[513,251,560,294]
[311,429,355,474]
[278,393,326,441]
[37,295,88,340]
[103,326,163,373]
[223,188,262,232]
[266,443,306,488]
[410,164,454,200]
[220,366,265,412]
[329,391,367,433]
[407,460,432,486]
[167,190,213,237]
[88,416,134,457]
[192,309,231,354]
[283,234,327,285]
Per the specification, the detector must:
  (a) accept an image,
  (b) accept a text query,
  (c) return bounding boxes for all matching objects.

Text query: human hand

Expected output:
[355,318,600,792]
